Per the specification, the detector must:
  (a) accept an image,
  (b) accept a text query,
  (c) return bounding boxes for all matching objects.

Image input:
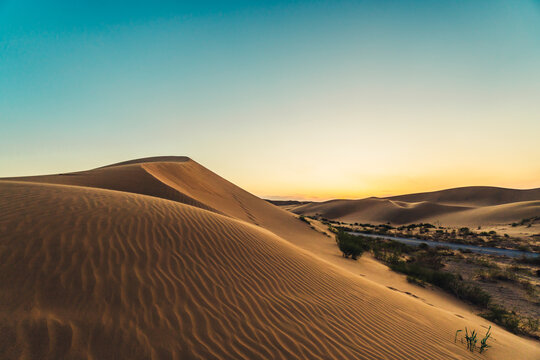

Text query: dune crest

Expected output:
[6,157,322,247]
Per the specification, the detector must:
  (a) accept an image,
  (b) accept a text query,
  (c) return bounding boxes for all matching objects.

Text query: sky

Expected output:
[1,0,539,200]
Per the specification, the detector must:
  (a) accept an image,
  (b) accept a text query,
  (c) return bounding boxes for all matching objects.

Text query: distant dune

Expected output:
[1,158,538,359]
[387,186,540,207]
[285,186,540,226]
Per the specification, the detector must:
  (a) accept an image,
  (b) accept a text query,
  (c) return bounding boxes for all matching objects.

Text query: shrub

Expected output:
[526,318,539,333]
[389,261,491,307]
[414,250,444,270]
[406,276,425,287]
[299,215,310,224]
[459,227,471,235]
[336,231,368,260]
[481,305,521,334]
[515,256,540,266]
[452,282,491,308]
[476,269,517,283]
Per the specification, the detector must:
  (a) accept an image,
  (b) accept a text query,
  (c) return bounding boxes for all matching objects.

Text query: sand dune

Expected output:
[286,186,540,225]
[425,200,540,226]
[290,198,472,224]
[7,158,320,246]
[1,159,538,359]
[1,180,538,359]
[388,186,540,207]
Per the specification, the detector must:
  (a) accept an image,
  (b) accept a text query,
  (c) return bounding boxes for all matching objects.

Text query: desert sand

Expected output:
[283,187,540,226]
[1,157,538,359]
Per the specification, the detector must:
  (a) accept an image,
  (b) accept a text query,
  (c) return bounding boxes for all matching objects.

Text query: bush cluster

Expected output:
[335,231,369,260]
[298,215,310,224]
[389,261,491,307]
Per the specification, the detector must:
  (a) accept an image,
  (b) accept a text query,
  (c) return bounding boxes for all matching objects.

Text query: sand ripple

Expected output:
[0,181,537,359]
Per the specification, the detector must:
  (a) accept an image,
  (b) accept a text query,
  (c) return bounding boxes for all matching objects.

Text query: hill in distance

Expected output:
[1,157,538,359]
[275,186,540,226]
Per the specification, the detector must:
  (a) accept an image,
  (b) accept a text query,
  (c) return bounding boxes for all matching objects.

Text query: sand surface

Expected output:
[1,158,539,359]
[286,187,540,226]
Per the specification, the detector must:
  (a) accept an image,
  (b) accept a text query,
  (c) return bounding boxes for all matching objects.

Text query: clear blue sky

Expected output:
[1,0,539,199]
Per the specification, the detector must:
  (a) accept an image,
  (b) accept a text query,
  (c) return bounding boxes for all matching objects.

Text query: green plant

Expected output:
[479,326,492,353]
[454,329,462,343]
[464,327,477,352]
[455,326,492,354]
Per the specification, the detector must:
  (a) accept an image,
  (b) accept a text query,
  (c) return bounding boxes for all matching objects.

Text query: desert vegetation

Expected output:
[455,326,492,354]
[333,230,540,338]
[298,215,310,224]
[314,218,540,253]
[335,230,369,260]
[511,216,540,228]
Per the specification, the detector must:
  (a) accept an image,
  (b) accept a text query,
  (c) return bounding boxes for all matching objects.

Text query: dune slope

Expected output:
[3,181,531,359]
[7,158,320,246]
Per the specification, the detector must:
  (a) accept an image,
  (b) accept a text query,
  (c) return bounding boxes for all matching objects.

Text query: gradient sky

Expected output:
[1,0,539,200]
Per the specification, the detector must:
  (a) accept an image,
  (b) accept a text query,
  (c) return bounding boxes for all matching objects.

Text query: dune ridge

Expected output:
[6,158,321,247]
[3,160,218,213]
[97,155,191,168]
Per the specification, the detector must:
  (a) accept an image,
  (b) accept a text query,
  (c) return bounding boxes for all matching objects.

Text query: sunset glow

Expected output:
[1,0,539,199]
